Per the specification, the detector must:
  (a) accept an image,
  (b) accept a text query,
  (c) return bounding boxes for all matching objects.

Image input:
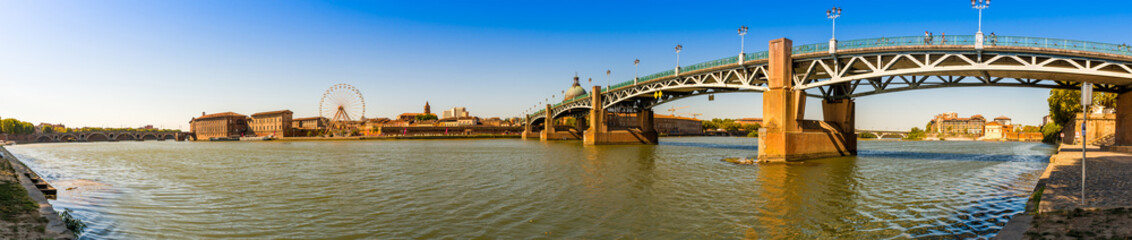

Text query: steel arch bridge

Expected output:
[528,35,1132,126]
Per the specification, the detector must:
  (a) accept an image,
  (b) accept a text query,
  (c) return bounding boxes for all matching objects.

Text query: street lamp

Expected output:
[606,69,611,90]
[826,7,841,41]
[972,0,990,35]
[738,26,749,62]
[738,26,748,53]
[634,59,640,85]
[675,44,683,75]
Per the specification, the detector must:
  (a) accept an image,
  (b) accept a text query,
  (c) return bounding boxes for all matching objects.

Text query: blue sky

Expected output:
[1,0,1130,131]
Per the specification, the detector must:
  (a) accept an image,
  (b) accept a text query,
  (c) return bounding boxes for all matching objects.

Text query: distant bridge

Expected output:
[31,131,193,143]
[855,129,910,139]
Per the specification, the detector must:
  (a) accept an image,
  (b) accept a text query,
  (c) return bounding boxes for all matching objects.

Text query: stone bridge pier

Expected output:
[758,38,856,162]
[539,104,582,141]
[584,86,658,145]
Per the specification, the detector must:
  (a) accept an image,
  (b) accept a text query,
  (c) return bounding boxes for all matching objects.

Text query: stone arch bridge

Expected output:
[31,131,193,143]
[522,35,1132,161]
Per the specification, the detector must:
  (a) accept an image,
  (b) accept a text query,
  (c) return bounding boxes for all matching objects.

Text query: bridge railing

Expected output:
[993,36,1132,56]
[535,35,1132,116]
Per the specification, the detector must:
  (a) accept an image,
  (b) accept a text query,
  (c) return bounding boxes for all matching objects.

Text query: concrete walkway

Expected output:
[1041,145,1132,211]
[996,145,1132,239]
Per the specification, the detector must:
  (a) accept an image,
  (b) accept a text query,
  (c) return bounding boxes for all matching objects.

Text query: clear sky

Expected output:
[2,0,1130,131]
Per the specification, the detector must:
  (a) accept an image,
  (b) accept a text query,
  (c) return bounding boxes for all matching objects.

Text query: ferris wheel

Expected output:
[319,83,366,123]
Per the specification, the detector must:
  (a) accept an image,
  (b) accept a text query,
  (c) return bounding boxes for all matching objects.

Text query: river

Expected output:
[6,137,1052,239]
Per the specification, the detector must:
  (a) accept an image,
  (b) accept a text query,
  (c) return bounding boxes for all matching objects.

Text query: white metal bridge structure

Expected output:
[522,35,1132,161]
[855,129,911,139]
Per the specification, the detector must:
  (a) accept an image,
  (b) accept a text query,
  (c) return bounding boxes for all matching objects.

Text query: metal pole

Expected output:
[1082,109,1087,205]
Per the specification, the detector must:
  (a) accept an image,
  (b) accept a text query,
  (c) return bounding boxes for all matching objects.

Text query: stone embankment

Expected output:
[996,145,1132,239]
[0,146,74,239]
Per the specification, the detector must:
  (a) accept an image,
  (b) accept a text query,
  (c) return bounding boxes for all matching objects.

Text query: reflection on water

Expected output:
[7,138,1050,239]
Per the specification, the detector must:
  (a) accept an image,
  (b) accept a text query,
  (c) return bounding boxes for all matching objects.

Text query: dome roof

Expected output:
[563,76,587,101]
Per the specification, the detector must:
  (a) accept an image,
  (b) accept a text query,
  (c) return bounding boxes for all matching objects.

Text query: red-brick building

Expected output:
[189,112,249,139]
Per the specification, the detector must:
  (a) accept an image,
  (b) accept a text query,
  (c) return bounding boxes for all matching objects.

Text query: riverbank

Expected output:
[273,134,521,141]
[996,145,1132,239]
[0,146,74,239]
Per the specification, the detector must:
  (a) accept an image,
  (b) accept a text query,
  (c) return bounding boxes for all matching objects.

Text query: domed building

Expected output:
[563,75,587,101]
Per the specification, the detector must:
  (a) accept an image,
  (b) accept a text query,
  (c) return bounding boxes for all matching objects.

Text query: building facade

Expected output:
[983,122,1005,140]
[189,112,250,139]
[293,117,328,130]
[441,107,469,119]
[928,112,986,136]
[249,110,293,137]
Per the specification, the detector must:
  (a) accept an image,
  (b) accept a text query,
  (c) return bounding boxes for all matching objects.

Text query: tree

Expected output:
[1048,89,1117,126]
[415,114,438,121]
[1041,122,1062,143]
[858,132,877,139]
[905,127,926,140]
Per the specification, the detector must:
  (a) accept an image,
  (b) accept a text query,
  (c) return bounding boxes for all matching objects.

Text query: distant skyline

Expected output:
[2,0,1131,131]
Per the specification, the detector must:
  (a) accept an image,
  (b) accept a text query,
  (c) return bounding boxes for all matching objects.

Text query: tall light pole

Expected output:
[972,0,990,35]
[826,7,841,41]
[675,44,683,75]
[738,26,749,62]
[606,69,611,90]
[634,59,640,85]
[827,7,842,54]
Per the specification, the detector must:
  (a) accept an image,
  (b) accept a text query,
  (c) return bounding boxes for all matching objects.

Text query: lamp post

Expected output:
[738,26,748,62]
[634,59,640,85]
[606,69,611,90]
[675,44,683,75]
[972,0,990,51]
[972,0,989,35]
[826,7,841,41]
[827,7,841,54]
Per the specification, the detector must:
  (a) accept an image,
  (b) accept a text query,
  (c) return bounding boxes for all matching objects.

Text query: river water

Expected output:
[7,137,1052,239]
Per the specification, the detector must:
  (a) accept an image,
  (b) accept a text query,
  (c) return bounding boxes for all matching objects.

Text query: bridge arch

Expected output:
[114,134,135,141]
[35,136,53,143]
[86,133,109,142]
[141,133,158,141]
[59,134,78,142]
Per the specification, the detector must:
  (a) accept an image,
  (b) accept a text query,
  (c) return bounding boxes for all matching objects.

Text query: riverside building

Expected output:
[928,112,986,136]
[189,112,250,139]
[249,110,294,137]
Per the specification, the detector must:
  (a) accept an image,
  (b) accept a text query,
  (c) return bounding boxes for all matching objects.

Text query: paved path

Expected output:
[1041,145,1132,211]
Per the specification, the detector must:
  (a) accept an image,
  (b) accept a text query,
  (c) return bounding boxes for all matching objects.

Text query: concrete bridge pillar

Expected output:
[541,104,580,141]
[1115,91,1132,146]
[584,86,658,145]
[521,116,534,140]
[757,38,856,162]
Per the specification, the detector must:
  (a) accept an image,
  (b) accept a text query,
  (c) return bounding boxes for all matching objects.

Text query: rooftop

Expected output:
[194,112,247,121]
[251,110,293,116]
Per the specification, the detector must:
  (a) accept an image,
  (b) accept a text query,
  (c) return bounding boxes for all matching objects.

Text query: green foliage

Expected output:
[0,160,38,222]
[904,127,926,140]
[701,118,754,132]
[0,119,35,135]
[1020,125,1041,133]
[746,130,758,137]
[858,132,877,139]
[59,208,86,234]
[1042,122,1063,143]
[1048,89,1117,126]
[414,114,438,121]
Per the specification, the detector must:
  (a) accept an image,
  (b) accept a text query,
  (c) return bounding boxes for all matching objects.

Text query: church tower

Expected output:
[424,101,431,114]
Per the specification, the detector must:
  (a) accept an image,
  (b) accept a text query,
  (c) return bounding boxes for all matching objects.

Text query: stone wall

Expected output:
[1062,113,1115,145]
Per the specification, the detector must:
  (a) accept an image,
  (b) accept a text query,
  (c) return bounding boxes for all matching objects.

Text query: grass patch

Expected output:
[0,158,39,222]
[1027,185,1045,214]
